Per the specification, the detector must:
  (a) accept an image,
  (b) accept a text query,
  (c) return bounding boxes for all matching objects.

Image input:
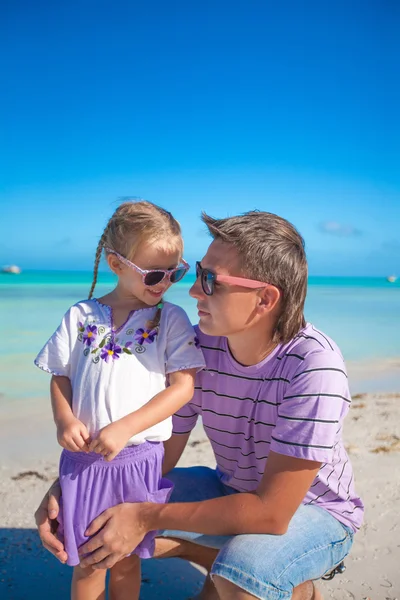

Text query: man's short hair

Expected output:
[202,210,307,343]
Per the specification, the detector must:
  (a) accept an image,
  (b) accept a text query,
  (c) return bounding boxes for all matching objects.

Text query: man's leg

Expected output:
[154,538,319,600]
[213,577,323,600]
[158,468,338,599]
[154,537,220,599]
[210,505,352,600]
[154,536,217,571]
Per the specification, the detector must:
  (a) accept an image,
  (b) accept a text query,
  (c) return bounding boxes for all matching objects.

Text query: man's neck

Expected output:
[226,324,278,367]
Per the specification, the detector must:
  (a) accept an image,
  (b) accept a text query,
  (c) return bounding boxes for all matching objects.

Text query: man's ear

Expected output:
[106,253,124,275]
[257,285,281,314]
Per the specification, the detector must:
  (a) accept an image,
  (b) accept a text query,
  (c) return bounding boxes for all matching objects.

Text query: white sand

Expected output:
[1,392,399,599]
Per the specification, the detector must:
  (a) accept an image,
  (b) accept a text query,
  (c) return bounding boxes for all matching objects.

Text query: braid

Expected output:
[88,224,111,299]
[145,301,164,330]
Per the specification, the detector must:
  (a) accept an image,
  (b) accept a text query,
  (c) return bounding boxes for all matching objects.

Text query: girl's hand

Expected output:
[56,415,91,452]
[89,420,132,461]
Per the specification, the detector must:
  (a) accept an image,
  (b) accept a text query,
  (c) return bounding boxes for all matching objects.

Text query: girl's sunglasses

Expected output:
[195,261,271,296]
[106,248,190,287]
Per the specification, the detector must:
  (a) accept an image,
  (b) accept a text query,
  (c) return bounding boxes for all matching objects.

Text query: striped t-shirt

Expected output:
[173,323,364,532]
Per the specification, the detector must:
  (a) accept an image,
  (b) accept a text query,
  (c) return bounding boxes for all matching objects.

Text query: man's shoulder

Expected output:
[194,326,225,351]
[279,323,346,373]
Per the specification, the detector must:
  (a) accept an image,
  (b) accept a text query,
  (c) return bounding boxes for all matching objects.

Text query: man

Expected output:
[36,210,363,600]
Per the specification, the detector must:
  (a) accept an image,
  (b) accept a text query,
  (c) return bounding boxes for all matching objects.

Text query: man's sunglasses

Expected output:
[106,248,189,287]
[195,261,271,296]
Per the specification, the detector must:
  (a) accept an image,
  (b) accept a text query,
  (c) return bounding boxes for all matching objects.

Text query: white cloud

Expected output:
[319,221,362,237]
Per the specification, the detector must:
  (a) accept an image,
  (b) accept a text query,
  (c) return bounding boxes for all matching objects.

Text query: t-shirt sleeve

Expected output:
[164,305,206,375]
[172,383,201,434]
[270,350,351,463]
[34,307,76,377]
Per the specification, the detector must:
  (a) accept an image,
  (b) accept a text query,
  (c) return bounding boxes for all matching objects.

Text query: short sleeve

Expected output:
[270,350,351,463]
[34,307,76,377]
[164,305,206,375]
[172,384,202,434]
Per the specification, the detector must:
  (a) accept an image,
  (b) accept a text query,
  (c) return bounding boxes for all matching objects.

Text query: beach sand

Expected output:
[1,389,399,599]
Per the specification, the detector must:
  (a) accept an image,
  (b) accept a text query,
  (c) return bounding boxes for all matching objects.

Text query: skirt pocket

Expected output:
[147,477,174,505]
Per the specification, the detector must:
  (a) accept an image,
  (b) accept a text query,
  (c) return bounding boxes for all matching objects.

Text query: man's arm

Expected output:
[162,432,191,475]
[151,451,320,536]
[78,451,320,569]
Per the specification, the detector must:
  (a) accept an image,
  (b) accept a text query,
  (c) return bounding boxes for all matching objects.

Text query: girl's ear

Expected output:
[106,253,124,275]
[257,285,281,314]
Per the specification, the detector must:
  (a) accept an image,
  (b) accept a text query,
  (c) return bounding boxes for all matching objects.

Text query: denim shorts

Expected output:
[159,466,354,600]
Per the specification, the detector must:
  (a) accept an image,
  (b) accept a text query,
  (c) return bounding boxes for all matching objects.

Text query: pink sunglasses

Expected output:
[196,262,272,296]
[106,248,190,287]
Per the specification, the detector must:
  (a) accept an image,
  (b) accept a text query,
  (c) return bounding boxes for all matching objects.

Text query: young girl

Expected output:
[34,200,205,600]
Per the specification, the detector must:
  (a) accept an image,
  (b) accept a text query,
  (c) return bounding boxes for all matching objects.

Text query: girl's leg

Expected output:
[71,565,107,600]
[109,554,141,600]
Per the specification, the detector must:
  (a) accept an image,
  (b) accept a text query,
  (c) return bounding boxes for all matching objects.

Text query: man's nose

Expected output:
[189,276,203,299]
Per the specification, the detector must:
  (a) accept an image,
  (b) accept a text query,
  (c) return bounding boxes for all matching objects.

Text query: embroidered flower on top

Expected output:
[82,324,98,347]
[134,327,158,345]
[100,341,122,362]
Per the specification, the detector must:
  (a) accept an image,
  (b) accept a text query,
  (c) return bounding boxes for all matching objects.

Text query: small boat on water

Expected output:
[1,265,22,274]
[386,275,397,283]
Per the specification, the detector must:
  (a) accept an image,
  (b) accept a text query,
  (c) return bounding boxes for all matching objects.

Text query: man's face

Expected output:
[190,239,263,337]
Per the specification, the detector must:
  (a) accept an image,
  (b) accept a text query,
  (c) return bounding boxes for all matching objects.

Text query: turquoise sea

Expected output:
[1,271,399,413]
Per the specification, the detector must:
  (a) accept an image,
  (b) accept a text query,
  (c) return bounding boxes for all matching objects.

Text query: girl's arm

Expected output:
[89,369,197,460]
[51,375,90,452]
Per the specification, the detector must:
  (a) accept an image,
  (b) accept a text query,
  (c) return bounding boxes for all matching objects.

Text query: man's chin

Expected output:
[198,316,223,337]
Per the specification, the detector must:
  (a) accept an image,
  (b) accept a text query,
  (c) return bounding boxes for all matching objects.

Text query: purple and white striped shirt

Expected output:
[173,323,364,532]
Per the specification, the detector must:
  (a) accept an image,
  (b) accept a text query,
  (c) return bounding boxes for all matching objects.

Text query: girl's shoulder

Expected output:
[60,299,102,326]
[160,301,192,324]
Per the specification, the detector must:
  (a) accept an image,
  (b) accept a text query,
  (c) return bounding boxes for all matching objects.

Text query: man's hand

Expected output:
[78,503,148,569]
[34,479,68,563]
[56,415,91,452]
[88,420,132,461]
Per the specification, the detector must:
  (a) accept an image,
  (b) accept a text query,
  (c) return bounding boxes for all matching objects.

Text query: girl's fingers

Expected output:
[105,450,118,462]
[65,439,81,452]
[79,426,91,445]
[73,434,86,450]
[89,440,98,452]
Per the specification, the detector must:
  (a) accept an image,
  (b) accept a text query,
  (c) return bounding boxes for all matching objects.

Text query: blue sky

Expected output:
[1,0,399,275]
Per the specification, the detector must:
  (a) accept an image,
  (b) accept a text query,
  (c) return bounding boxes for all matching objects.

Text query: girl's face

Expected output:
[108,240,182,305]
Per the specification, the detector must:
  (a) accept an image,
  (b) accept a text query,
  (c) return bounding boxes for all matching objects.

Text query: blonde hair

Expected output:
[89,200,183,327]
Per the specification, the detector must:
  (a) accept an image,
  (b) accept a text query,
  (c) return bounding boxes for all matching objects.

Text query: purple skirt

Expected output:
[58,441,173,566]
